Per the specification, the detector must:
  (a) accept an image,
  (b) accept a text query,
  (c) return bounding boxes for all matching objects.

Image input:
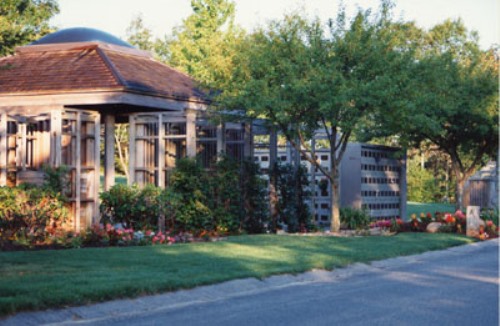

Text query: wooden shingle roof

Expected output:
[0,42,208,103]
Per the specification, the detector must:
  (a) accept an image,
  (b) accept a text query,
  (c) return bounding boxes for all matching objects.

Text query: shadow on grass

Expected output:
[0,233,474,317]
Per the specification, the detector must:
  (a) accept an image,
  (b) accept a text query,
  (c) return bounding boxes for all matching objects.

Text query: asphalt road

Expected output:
[2,239,498,326]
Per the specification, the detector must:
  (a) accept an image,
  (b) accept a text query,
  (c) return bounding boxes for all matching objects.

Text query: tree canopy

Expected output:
[213,2,413,231]
[0,0,59,56]
[163,0,244,88]
[378,19,499,209]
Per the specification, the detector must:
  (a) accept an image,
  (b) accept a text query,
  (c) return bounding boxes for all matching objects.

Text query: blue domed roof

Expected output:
[31,27,134,48]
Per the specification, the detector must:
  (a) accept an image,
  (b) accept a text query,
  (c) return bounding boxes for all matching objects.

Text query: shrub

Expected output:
[169,158,213,234]
[274,163,312,233]
[481,208,499,226]
[99,184,161,229]
[240,158,269,233]
[100,184,140,228]
[340,207,370,230]
[0,186,68,248]
[207,156,243,234]
[42,165,70,196]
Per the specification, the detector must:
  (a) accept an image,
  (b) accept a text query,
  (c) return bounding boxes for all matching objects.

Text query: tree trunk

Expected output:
[330,160,340,233]
[452,160,475,211]
[455,176,465,211]
[330,177,341,232]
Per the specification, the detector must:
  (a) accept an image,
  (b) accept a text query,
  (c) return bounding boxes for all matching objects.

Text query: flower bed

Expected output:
[368,209,498,240]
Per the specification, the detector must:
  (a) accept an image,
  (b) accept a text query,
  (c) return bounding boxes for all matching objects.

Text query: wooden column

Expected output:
[0,112,7,186]
[243,121,253,159]
[21,123,27,171]
[186,109,197,158]
[75,112,81,231]
[157,114,165,188]
[104,114,115,191]
[128,115,136,185]
[93,113,101,225]
[51,109,62,167]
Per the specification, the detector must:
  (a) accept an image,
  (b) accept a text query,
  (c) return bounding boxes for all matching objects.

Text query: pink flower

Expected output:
[454,210,465,219]
[486,220,493,227]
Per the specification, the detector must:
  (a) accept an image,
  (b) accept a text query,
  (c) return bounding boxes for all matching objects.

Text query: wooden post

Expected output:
[243,121,253,159]
[186,109,196,158]
[21,123,27,171]
[17,122,26,171]
[0,112,7,186]
[157,113,165,188]
[135,123,144,186]
[104,114,115,191]
[93,113,101,225]
[51,109,62,167]
[128,115,136,185]
[75,112,81,231]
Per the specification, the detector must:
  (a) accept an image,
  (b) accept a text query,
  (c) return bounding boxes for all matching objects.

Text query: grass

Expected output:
[0,233,474,316]
[407,201,456,218]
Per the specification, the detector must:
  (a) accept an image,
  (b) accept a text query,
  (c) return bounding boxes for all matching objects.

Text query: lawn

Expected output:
[0,233,474,316]
[407,202,456,219]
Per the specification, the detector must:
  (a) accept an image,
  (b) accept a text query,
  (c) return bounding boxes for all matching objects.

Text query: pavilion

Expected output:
[0,28,251,231]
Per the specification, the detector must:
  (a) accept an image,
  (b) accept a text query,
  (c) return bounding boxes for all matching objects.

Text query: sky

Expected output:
[50,0,498,50]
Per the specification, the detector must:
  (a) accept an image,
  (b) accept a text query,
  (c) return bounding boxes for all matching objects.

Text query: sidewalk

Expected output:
[1,238,498,326]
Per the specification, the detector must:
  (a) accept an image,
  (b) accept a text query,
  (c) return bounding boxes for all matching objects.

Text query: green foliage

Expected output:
[100,184,139,227]
[0,0,59,56]
[213,4,412,232]
[340,207,371,230]
[207,156,242,233]
[162,0,244,87]
[480,208,499,226]
[169,158,213,233]
[374,18,498,208]
[99,184,160,230]
[240,158,269,233]
[125,14,156,52]
[273,163,311,232]
[406,159,440,202]
[100,157,269,235]
[41,165,70,196]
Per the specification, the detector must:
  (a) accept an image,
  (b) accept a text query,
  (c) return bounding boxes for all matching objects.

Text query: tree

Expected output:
[125,14,156,53]
[0,0,59,56]
[114,124,130,180]
[214,3,411,232]
[163,0,244,87]
[392,20,498,210]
